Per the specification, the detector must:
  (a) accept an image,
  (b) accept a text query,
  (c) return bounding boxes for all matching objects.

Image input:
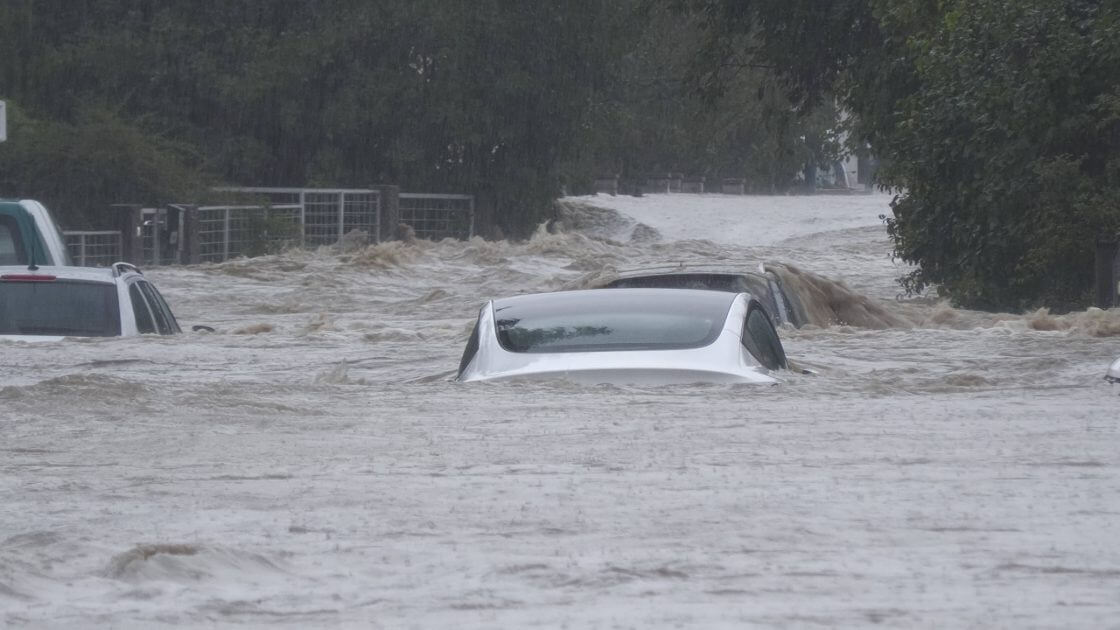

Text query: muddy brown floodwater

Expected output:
[2,193,1118,628]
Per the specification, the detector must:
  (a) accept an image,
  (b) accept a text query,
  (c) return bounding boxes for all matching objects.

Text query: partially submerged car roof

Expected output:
[459,288,785,385]
[0,264,129,283]
[601,264,808,328]
[0,262,179,340]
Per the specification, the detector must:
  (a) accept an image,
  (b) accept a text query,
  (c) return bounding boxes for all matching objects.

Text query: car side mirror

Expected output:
[192,325,216,333]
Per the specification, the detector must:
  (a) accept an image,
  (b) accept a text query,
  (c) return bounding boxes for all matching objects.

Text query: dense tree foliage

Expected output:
[882,0,1120,310]
[0,0,838,234]
[0,1,625,232]
[684,0,1120,310]
[575,4,843,193]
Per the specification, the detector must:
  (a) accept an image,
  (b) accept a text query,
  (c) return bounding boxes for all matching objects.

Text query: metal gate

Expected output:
[399,193,475,240]
[213,187,381,248]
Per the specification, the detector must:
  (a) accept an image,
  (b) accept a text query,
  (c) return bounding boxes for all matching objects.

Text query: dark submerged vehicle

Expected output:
[600,264,808,329]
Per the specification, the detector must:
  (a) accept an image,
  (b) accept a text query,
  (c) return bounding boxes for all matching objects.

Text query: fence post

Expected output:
[299,190,307,247]
[222,207,231,262]
[1096,234,1119,309]
[337,192,345,244]
[182,205,201,264]
[150,209,161,266]
[369,185,400,242]
[468,195,475,239]
[111,204,144,265]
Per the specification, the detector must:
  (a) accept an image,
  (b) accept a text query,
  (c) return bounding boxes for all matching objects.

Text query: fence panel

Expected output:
[94,188,466,266]
[303,192,342,247]
[64,231,122,267]
[214,187,381,249]
[342,191,380,241]
[399,194,475,240]
[195,205,301,263]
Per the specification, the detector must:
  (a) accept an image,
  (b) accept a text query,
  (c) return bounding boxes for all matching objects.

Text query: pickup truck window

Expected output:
[0,217,25,265]
[0,279,121,336]
[138,281,180,334]
[129,283,157,334]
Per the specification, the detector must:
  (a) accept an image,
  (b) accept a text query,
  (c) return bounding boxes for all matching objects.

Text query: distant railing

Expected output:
[399,193,474,240]
[81,187,474,267]
[64,230,122,267]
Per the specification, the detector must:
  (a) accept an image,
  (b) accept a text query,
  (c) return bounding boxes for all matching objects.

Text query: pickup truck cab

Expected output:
[0,263,180,341]
[0,199,72,266]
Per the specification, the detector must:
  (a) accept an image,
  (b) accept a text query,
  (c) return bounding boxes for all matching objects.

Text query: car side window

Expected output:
[139,281,181,334]
[0,224,19,265]
[0,215,30,265]
[741,303,787,370]
[134,281,173,334]
[129,283,157,334]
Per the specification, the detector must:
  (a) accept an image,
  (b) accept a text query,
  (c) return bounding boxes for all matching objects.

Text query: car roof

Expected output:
[492,287,742,310]
[611,263,768,279]
[0,265,123,283]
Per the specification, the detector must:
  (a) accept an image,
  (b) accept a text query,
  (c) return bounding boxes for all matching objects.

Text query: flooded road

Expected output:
[2,193,1118,628]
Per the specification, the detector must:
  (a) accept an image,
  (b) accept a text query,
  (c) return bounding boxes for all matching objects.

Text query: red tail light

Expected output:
[1,274,57,282]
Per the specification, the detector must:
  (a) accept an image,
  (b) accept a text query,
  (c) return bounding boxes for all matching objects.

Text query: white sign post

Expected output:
[0,100,6,142]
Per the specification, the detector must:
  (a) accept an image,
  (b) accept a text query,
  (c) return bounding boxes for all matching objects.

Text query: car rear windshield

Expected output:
[493,290,733,353]
[0,279,121,336]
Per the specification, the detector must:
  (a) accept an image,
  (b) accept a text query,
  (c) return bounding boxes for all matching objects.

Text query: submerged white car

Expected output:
[457,288,787,385]
[0,263,180,341]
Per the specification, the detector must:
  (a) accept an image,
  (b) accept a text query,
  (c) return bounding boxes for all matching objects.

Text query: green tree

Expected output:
[882,0,1120,309]
[1,0,635,236]
[577,2,843,193]
[0,103,207,228]
[679,0,1120,311]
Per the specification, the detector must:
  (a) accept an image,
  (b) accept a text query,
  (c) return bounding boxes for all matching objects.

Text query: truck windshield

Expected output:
[0,280,121,336]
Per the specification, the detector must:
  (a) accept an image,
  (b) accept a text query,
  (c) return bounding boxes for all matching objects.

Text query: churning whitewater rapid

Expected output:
[2,193,1118,628]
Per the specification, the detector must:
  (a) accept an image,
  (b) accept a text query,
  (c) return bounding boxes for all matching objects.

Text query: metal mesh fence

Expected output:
[300,191,380,247]
[64,231,122,267]
[303,193,342,247]
[214,188,381,249]
[196,205,301,263]
[343,191,379,241]
[399,194,475,240]
[111,189,469,266]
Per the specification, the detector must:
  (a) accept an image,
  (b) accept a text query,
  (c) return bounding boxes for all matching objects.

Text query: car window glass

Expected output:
[129,283,157,334]
[494,290,733,353]
[741,304,787,370]
[457,318,481,377]
[136,281,172,334]
[0,279,121,336]
[0,219,23,265]
[140,281,181,333]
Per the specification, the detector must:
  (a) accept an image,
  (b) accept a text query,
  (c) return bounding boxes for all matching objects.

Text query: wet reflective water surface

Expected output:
[2,194,1118,628]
